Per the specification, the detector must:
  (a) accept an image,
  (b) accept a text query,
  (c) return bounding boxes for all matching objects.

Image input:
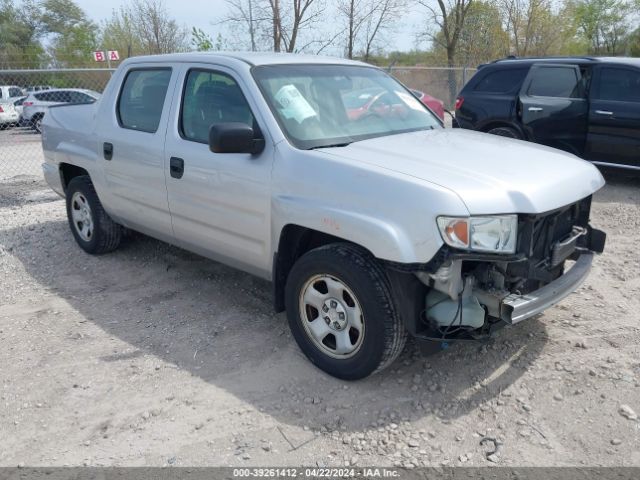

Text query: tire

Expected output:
[487,126,522,139]
[285,243,407,380]
[66,176,122,254]
[32,114,43,133]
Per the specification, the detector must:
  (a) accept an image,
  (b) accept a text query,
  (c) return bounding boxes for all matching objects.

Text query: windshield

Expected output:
[252,64,441,150]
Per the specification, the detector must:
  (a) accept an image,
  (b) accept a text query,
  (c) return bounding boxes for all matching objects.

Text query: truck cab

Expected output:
[41,53,606,380]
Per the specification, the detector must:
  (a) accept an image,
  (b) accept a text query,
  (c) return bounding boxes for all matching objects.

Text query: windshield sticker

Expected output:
[274,84,317,123]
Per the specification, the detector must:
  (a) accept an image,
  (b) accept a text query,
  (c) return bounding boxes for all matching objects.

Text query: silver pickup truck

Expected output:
[41,52,606,380]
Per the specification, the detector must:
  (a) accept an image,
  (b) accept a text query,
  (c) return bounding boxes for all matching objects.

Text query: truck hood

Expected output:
[319,129,605,214]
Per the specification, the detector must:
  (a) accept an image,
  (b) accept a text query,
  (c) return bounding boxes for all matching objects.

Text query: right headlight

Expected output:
[437,215,518,254]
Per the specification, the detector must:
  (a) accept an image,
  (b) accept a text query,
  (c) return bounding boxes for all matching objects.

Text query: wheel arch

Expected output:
[272,224,370,312]
[478,120,526,139]
[59,163,90,193]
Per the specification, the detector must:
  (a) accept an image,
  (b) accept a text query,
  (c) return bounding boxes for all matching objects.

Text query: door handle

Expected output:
[528,107,543,112]
[103,142,113,160]
[169,157,184,179]
[595,110,613,116]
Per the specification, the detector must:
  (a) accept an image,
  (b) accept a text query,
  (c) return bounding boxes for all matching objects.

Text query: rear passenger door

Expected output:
[586,65,640,169]
[518,64,589,156]
[97,65,178,241]
[164,65,274,278]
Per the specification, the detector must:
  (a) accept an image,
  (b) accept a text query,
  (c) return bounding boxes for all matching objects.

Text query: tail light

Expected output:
[454,97,464,110]
[0,106,4,113]
[23,101,33,107]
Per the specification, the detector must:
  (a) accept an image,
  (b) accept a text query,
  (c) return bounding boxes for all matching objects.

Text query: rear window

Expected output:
[474,68,528,93]
[117,68,172,133]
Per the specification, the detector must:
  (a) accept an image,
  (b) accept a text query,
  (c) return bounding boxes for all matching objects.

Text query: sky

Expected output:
[75,0,420,53]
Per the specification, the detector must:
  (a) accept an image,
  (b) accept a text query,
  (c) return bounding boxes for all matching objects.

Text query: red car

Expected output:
[343,88,446,122]
[411,89,445,121]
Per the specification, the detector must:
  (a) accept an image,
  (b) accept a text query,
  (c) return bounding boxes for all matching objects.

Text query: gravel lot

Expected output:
[0,169,639,468]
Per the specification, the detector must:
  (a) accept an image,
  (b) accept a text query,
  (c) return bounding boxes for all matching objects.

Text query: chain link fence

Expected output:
[0,66,474,180]
[0,68,114,180]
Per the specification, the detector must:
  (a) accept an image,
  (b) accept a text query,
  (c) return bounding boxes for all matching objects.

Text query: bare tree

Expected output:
[419,0,474,103]
[217,0,327,53]
[280,0,325,52]
[221,0,264,51]
[337,0,404,59]
[267,0,283,51]
[130,0,189,54]
[360,0,405,61]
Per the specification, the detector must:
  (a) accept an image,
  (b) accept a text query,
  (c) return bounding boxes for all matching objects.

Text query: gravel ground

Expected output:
[0,171,639,468]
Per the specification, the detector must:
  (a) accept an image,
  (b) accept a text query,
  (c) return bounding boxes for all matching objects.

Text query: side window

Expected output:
[56,91,72,103]
[527,66,582,98]
[9,87,23,97]
[35,92,48,101]
[596,68,640,103]
[180,69,255,144]
[118,68,172,133]
[68,92,95,103]
[474,68,528,93]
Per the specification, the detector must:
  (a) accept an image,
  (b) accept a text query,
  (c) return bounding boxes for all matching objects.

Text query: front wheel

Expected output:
[285,244,407,380]
[66,176,122,254]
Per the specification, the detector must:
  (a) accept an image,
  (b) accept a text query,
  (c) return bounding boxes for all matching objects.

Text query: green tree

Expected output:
[191,27,214,51]
[41,0,99,67]
[419,0,474,103]
[100,0,189,57]
[0,0,45,68]
[434,1,509,66]
[570,0,634,54]
[629,27,640,56]
[101,6,143,59]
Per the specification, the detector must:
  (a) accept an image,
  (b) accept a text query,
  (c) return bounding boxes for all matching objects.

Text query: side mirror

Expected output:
[208,123,265,155]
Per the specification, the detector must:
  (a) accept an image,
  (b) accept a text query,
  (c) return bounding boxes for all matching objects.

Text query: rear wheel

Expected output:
[66,176,122,254]
[285,244,407,380]
[32,114,44,133]
[487,126,522,139]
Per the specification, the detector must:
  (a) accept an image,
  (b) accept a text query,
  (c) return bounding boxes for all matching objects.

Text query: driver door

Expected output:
[164,65,274,278]
[518,64,589,156]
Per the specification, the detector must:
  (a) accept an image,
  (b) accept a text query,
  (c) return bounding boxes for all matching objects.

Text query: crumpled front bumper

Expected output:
[501,252,593,324]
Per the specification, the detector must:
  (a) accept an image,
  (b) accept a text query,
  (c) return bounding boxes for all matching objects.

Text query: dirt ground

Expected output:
[0,171,639,468]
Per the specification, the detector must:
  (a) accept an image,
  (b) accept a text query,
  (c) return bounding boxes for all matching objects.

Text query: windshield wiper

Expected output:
[307,142,351,150]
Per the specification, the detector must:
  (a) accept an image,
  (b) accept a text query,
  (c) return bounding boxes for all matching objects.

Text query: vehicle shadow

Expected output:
[4,214,549,432]
[0,178,60,208]
[597,169,640,207]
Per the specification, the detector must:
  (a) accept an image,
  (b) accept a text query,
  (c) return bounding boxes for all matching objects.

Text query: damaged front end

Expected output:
[391,196,606,344]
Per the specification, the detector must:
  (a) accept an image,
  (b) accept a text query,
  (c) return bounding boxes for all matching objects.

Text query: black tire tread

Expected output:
[286,243,407,379]
[66,175,121,254]
[487,126,521,139]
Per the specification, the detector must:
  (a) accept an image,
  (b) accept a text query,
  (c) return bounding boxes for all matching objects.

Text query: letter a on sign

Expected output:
[108,50,120,61]
[93,51,105,62]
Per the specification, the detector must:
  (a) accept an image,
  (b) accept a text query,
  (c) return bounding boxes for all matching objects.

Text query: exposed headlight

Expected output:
[437,215,517,253]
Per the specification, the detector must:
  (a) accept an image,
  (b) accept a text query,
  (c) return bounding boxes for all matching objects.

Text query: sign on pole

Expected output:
[93,51,106,62]
[108,50,120,61]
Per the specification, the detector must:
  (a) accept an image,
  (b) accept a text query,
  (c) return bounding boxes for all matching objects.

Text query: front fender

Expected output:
[272,195,443,264]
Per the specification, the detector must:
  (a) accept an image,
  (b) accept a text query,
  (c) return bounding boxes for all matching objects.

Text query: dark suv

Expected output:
[455,57,640,171]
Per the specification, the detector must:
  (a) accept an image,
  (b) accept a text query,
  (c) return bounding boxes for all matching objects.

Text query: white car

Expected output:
[22,88,100,132]
[0,85,25,102]
[12,97,26,125]
[0,101,20,129]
